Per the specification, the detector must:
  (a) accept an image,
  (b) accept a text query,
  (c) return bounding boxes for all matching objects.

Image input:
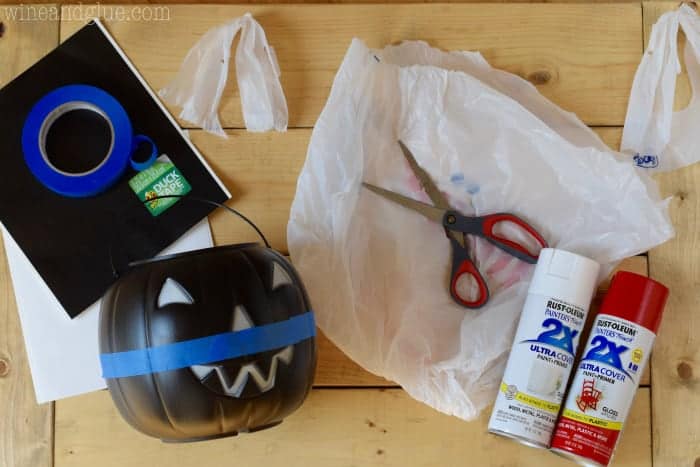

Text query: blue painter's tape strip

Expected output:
[100,311,316,379]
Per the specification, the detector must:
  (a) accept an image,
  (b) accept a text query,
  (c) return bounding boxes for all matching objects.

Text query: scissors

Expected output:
[363,141,548,309]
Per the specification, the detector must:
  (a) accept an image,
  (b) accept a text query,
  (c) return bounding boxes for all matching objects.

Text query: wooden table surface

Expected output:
[0,3,698,467]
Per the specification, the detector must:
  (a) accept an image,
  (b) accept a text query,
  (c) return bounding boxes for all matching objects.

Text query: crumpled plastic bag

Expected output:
[287,39,673,420]
[160,13,287,137]
[622,3,700,171]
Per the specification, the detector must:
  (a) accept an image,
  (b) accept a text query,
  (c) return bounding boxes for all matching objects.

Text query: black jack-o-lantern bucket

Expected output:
[98,243,317,442]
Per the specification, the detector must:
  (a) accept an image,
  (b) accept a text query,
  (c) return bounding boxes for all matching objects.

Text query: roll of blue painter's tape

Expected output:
[21,84,157,198]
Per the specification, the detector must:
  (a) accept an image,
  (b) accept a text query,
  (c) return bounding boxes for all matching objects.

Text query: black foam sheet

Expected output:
[0,22,229,317]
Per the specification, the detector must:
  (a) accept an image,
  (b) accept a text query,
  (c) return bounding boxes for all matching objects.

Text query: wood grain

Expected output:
[648,168,700,467]
[315,330,392,386]
[54,387,652,467]
[643,4,700,467]
[60,3,641,127]
[0,8,58,467]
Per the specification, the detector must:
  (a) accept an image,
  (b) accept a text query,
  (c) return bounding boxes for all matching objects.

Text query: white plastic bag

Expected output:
[622,4,700,171]
[160,13,287,137]
[288,39,673,420]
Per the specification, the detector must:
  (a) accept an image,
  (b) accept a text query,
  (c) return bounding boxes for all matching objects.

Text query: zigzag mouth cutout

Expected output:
[190,304,294,398]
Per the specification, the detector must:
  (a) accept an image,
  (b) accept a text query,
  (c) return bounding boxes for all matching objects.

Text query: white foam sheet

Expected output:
[3,219,213,404]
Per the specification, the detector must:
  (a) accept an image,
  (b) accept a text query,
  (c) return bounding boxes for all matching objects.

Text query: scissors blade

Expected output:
[362,183,446,225]
[398,141,451,210]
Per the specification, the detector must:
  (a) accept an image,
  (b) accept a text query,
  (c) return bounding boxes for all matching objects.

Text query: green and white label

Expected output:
[129,155,191,216]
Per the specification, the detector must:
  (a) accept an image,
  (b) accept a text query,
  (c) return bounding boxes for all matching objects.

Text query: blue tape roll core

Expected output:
[22,85,156,197]
[100,311,316,379]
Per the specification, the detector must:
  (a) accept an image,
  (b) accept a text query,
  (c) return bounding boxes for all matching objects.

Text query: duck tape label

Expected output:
[128,155,191,216]
[100,311,316,378]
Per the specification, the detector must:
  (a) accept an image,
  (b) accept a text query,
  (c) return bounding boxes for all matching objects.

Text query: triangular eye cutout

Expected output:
[232,305,255,331]
[157,278,194,308]
[271,262,292,289]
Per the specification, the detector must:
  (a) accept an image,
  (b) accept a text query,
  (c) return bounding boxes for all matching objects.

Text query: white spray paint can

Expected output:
[488,248,600,448]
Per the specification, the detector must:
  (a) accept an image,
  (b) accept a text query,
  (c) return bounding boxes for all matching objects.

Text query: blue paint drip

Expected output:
[450,173,465,184]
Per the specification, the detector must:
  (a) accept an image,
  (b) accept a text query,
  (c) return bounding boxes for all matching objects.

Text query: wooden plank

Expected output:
[0,5,58,79]
[194,130,308,251]
[643,4,700,466]
[316,330,392,386]
[60,3,641,127]
[0,7,59,467]
[648,168,700,467]
[54,387,651,467]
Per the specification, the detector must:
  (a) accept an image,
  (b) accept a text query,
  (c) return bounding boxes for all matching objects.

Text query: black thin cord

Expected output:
[143,195,271,248]
[109,194,270,278]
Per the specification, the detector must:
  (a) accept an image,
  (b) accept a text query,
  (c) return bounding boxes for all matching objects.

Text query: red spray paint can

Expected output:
[550,271,668,466]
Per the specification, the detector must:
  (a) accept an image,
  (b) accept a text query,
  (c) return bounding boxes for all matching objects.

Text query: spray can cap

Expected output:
[528,248,600,307]
[599,271,669,334]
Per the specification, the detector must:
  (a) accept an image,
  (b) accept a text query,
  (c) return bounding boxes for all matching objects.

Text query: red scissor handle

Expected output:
[448,236,489,309]
[480,213,548,264]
